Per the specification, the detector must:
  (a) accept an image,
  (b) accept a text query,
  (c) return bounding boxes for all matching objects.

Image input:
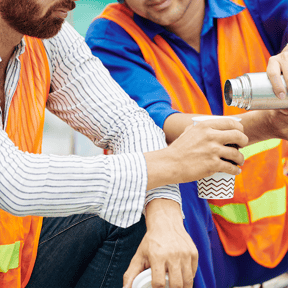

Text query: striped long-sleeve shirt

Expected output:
[0,22,180,228]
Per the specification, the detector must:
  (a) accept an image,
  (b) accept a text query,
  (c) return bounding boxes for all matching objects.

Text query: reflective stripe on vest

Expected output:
[0,241,20,273]
[248,186,286,223]
[209,138,283,225]
[209,185,286,224]
[208,203,249,224]
[240,139,281,160]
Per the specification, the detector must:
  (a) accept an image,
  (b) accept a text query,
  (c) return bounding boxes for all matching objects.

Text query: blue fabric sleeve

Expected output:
[85,18,179,129]
[246,0,288,54]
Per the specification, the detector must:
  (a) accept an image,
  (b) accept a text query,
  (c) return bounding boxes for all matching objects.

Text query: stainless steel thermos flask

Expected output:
[224,72,288,110]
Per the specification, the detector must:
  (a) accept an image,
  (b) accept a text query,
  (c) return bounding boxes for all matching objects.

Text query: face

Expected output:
[0,0,76,39]
[124,0,193,27]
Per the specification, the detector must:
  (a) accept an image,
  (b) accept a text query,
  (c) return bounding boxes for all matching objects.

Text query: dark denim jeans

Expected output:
[26,214,146,288]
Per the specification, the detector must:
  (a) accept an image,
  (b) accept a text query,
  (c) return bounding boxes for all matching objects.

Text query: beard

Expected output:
[0,0,76,39]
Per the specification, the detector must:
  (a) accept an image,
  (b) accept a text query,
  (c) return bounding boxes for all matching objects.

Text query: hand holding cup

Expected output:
[192,115,243,199]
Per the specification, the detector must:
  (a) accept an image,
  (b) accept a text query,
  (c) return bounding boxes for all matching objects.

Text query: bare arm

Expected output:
[163,45,288,147]
[238,44,288,144]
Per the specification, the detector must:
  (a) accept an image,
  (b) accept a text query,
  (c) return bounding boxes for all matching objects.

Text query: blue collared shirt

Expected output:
[86,0,288,127]
[87,2,288,287]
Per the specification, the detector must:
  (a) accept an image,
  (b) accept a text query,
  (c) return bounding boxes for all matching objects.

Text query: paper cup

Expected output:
[197,172,235,199]
[192,115,241,199]
[132,268,169,288]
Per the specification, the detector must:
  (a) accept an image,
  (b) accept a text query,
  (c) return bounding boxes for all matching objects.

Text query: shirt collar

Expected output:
[13,38,26,60]
[202,0,244,34]
[0,38,26,64]
[134,0,245,40]
[18,38,26,56]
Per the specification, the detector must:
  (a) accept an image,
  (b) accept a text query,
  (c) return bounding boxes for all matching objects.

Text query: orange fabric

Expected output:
[98,1,288,268]
[0,36,50,287]
[215,0,287,267]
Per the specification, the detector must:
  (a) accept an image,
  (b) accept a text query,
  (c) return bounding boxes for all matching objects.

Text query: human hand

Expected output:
[267,44,288,99]
[123,199,197,288]
[264,44,288,139]
[144,117,248,191]
[165,118,248,184]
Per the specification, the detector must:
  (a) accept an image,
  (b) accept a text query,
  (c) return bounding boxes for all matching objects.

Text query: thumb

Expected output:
[123,253,150,288]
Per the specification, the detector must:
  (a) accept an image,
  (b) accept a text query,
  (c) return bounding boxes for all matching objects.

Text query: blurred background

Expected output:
[42,0,113,156]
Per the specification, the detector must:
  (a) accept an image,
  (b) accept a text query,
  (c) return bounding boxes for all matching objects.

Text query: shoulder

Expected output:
[42,21,85,60]
[44,21,83,48]
[86,17,135,46]
[42,21,94,76]
[245,0,288,16]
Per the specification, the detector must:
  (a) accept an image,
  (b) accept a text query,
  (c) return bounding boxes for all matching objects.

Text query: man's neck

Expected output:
[0,17,23,65]
[166,0,205,52]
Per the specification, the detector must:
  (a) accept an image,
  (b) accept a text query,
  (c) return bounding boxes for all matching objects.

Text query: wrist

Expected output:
[144,148,181,190]
[241,110,274,144]
[145,198,183,230]
[265,109,288,139]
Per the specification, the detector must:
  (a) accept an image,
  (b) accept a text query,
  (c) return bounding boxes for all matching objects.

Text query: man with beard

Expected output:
[0,0,249,288]
[86,0,288,287]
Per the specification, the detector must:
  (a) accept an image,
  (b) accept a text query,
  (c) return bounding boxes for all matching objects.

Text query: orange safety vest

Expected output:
[98,1,288,268]
[0,36,50,287]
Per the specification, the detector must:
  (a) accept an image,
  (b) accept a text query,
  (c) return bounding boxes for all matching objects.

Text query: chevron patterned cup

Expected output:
[192,115,241,199]
[197,172,235,199]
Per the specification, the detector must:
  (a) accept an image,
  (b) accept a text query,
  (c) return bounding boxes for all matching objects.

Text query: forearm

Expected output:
[145,198,183,229]
[0,130,148,228]
[144,148,180,191]
[163,110,282,147]
[236,110,276,145]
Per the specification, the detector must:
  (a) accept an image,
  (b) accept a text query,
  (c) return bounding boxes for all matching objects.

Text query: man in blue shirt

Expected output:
[86,0,288,287]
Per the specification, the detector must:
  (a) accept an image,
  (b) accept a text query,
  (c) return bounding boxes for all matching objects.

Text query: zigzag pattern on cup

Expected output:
[198,191,234,199]
[198,178,235,199]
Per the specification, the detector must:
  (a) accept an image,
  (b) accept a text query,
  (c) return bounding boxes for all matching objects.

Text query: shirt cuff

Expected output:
[99,152,147,228]
[144,184,184,219]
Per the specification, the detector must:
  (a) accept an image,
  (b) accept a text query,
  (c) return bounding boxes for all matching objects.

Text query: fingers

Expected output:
[218,144,245,174]
[123,249,149,288]
[173,119,247,178]
[196,125,248,149]
[201,141,245,175]
[158,252,196,288]
[151,259,195,288]
[166,263,184,288]
[193,118,244,133]
[267,45,288,99]
[191,245,198,280]
[142,200,197,288]
[149,232,197,288]
[150,262,167,288]
[189,118,249,147]
[178,242,198,288]
[218,157,243,176]
[267,58,286,99]
[215,129,248,148]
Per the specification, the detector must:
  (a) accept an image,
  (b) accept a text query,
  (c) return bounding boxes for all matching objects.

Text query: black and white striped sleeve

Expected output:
[0,22,181,228]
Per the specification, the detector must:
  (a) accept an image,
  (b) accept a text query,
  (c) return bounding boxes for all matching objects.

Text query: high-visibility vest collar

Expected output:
[0,36,49,288]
